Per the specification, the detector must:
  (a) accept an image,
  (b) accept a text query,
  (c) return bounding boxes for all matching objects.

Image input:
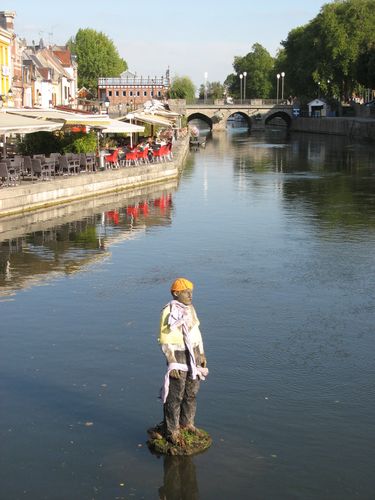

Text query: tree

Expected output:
[168,76,196,101]
[68,28,127,95]
[198,81,225,100]
[281,0,375,101]
[225,43,275,99]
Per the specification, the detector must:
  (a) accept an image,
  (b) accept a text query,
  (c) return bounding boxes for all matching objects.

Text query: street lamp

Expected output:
[204,72,208,104]
[239,73,243,104]
[243,72,247,102]
[276,73,280,104]
[281,72,285,102]
[104,95,110,115]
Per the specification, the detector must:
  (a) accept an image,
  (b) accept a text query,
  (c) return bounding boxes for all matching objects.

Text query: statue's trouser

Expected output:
[164,348,202,437]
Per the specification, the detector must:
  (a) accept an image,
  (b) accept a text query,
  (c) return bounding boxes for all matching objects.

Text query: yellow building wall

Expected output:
[0,29,12,99]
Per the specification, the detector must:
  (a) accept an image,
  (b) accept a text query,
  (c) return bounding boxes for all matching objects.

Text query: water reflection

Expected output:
[0,182,176,299]
[159,455,199,500]
[228,130,375,231]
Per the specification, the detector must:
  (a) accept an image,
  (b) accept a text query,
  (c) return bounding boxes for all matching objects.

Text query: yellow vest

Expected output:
[158,304,202,346]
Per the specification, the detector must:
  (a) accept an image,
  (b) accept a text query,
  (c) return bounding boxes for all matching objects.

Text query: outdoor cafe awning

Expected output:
[0,111,64,134]
[122,112,175,127]
[99,119,144,134]
[7,109,111,127]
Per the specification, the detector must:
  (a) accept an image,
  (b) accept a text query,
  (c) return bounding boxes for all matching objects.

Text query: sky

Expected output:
[8,0,330,88]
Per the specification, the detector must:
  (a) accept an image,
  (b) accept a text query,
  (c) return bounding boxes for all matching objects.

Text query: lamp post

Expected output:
[281,72,285,102]
[243,72,247,102]
[104,95,110,115]
[204,72,208,104]
[239,73,243,104]
[276,73,280,104]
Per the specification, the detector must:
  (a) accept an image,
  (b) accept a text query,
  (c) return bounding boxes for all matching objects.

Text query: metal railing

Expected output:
[186,98,292,106]
[98,77,169,87]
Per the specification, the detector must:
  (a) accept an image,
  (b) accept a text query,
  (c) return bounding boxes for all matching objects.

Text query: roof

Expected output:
[120,70,137,79]
[52,49,72,67]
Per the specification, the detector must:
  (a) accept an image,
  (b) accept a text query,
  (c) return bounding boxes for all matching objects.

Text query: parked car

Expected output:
[365,99,375,107]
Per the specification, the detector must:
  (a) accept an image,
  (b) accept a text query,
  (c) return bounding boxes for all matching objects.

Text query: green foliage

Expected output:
[226,43,275,99]
[168,76,196,101]
[198,81,225,100]
[67,28,127,95]
[16,131,97,156]
[62,132,97,154]
[16,132,62,156]
[281,0,375,100]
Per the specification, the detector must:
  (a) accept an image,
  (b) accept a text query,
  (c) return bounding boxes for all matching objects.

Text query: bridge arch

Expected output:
[187,112,213,130]
[227,111,252,131]
[264,111,292,128]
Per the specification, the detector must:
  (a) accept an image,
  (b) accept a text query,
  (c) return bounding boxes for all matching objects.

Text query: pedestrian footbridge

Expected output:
[185,100,294,131]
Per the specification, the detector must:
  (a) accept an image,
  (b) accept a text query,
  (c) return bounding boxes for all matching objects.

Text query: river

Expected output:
[1,128,375,499]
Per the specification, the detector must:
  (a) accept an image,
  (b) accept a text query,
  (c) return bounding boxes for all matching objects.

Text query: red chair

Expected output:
[152,146,165,163]
[125,149,138,166]
[136,147,149,164]
[105,148,120,169]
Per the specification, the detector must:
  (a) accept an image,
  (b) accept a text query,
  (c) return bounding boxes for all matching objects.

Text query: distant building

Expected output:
[0,11,78,109]
[98,69,170,112]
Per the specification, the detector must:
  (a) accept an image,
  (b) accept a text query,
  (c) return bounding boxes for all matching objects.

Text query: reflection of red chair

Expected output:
[139,201,149,215]
[105,148,120,168]
[125,149,138,166]
[136,147,149,164]
[126,205,139,218]
[106,210,119,224]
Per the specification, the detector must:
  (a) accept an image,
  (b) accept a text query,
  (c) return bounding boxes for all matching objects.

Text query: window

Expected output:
[130,91,133,96]
[115,90,119,96]
[137,91,140,96]
[158,91,161,97]
[108,90,112,97]
[143,90,147,97]
[123,90,126,96]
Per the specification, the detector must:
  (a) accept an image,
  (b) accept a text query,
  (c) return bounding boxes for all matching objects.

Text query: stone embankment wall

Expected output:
[290,117,375,141]
[0,137,189,218]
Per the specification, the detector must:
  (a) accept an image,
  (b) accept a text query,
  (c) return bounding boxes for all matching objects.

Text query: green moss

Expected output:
[147,427,212,456]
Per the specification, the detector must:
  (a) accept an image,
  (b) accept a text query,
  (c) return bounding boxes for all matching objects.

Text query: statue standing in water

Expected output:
[158,278,208,445]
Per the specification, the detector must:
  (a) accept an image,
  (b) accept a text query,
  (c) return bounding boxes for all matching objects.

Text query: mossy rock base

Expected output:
[147,424,212,456]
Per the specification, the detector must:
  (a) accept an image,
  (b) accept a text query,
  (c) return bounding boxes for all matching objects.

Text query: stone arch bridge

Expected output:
[185,100,294,131]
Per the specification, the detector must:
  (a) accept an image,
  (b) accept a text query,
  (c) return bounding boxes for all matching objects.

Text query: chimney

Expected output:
[0,11,15,32]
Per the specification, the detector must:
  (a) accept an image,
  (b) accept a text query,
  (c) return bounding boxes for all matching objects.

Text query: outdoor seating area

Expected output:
[0,152,97,187]
[0,139,175,188]
[101,136,174,169]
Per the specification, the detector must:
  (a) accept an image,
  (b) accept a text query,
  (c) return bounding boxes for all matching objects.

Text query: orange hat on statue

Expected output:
[170,277,194,293]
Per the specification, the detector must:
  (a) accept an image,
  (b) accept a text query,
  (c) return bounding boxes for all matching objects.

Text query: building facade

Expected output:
[98,70,170,113]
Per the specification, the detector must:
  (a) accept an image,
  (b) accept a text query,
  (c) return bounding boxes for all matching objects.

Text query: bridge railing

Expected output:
[186,98,292,106]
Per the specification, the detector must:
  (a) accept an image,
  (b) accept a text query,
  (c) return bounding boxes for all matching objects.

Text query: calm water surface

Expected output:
[1,129,375,499]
